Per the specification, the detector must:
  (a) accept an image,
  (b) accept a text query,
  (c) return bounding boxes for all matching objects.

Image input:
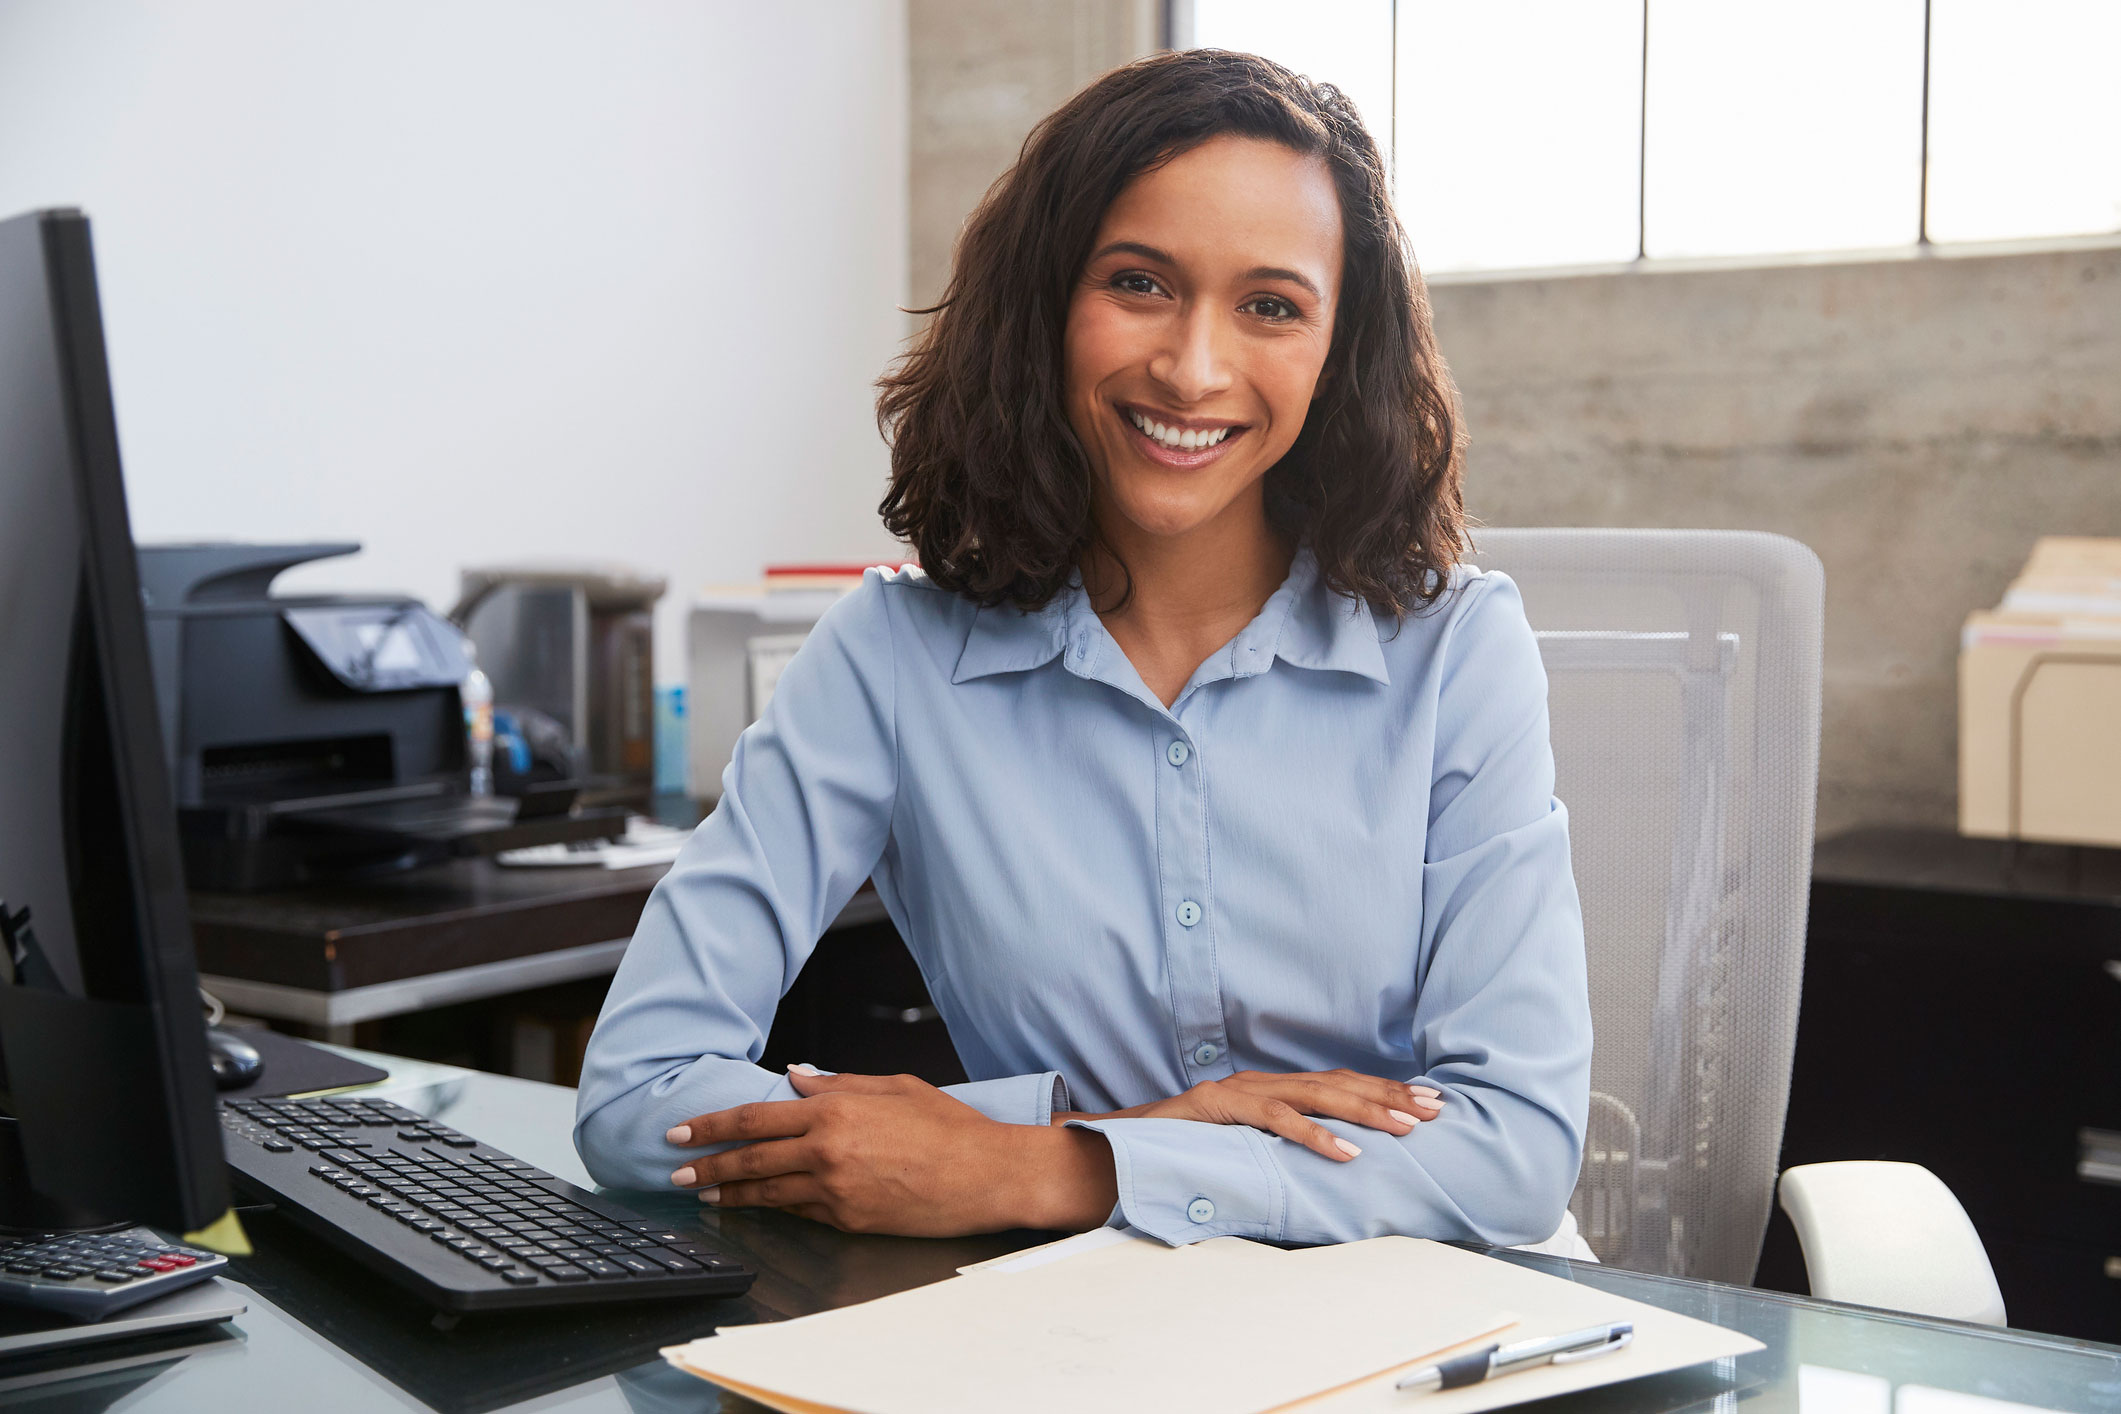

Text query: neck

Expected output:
[1082,491,1294,706]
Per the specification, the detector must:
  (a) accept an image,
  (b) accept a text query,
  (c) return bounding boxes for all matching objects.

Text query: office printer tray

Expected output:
[181,784,625,891]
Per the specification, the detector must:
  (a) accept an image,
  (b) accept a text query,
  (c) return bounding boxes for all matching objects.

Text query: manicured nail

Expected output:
[1408,1084,1441,1098]
[670,1166,696,1186]
[788,1062,822,1076]
[666,1125,691,1144]
[1388,1109,1418,1127]
[1334,1138,1362,1158]
[698,1185,722,1203]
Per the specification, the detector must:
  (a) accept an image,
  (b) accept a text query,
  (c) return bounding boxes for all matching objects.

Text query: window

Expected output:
[1175,0,2121,274]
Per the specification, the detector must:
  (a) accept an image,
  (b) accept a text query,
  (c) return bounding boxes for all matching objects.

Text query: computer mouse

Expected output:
[206,1027,265,1090]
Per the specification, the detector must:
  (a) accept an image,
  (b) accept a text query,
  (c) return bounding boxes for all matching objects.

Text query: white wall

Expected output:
[0,0,909,678]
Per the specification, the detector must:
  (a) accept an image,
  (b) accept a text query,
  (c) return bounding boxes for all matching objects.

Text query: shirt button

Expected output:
[1192,1042,1219,1066]
[1175,900,1202,928]
[1187,1197,1216,1224]
[1166,740,1190,767]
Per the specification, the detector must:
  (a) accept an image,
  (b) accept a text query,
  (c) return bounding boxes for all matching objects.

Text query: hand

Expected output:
[1059,1069,1445,1165]
[663,1067,1116,1236]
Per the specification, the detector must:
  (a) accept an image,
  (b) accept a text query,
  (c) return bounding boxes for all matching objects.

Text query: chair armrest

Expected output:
[1777,1161,2006,1326]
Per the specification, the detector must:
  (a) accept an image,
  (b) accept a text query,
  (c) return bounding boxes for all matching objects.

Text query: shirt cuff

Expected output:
[942,1071,1070,1127]
[1064,1116,1287,1245]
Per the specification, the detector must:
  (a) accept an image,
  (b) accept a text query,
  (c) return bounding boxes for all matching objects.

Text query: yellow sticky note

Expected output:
[182,1208,252,1257]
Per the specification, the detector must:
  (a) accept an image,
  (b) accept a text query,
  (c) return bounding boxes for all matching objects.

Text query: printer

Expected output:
[137,542,622,891]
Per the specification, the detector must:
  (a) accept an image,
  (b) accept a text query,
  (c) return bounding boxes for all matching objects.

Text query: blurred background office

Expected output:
[1,0,2113,835]
[0,0,2115,1338]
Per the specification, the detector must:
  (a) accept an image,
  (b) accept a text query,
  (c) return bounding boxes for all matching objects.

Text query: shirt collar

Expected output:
[950,546,1390,688]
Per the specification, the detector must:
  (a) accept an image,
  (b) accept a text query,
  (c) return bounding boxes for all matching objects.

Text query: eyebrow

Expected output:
[1089,240,1323,301]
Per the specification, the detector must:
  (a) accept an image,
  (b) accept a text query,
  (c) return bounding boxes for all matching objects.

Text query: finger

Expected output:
[664,1098,815,1151]
[1227,1093,1362,1163]
[674,1134,821,1189]
[1237,1069,1439,1125]
[1403,1081,1447,1116]
[1326,1069,1446,1116]
[706,1172,830,1211]
[1272,1077,1424,1137]
[1222,1075,1418,1137]
[784,1064,911,1098]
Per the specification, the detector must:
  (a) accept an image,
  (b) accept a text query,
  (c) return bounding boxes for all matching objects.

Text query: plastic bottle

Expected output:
[461,645,495,798]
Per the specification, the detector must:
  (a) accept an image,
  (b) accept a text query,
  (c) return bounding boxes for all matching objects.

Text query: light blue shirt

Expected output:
[574,550,1591,1247]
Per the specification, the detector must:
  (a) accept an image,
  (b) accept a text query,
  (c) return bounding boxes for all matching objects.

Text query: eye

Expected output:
[1110,271,1166,297]
[1243,295,1300,321]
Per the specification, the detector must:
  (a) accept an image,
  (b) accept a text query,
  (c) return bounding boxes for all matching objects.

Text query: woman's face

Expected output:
[1063,135,1343,546]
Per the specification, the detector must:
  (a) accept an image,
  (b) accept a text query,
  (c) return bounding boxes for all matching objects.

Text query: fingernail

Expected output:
[1334,1138,1362,1158]
[666,1125,691,1144]
[1388,1109,1418,1126]
[788,1062,822,1076]
[1408,1084,1441,1098]
[670,1166,696,1186]
[698,1185,722,1203]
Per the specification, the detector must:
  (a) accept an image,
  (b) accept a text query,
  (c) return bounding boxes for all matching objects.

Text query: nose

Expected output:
[1147,301,1233,405]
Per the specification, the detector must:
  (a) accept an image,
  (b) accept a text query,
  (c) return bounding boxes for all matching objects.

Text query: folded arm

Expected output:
[572,576,1067,1192]
[1070,575,1593,1246]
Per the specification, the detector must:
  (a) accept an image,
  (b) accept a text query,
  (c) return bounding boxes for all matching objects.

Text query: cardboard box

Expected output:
[1959,538,2121,846]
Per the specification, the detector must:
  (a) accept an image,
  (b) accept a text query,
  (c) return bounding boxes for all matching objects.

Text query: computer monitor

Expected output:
[0,208,230,1235]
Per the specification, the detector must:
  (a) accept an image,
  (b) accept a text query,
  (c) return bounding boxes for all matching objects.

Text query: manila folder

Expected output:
[662,1233,1760,1414]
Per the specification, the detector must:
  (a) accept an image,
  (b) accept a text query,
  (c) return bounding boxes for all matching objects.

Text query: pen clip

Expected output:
[1551,1328,1633,1365]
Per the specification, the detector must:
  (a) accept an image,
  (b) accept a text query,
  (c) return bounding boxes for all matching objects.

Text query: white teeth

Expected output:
[1127,409,1232,452]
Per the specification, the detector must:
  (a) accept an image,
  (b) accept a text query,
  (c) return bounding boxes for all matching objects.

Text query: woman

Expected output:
[574,49,1590,1249]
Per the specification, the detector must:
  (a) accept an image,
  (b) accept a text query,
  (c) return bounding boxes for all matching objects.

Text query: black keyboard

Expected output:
[0,1226,226,1320]
[220,1097,753,1313]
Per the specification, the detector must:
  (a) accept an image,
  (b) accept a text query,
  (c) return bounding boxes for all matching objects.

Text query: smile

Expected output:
[1119,404,1247,465]
[1127,407,1234,450]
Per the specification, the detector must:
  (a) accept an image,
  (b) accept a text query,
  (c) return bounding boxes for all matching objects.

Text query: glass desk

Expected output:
[6,1059,2116,1412]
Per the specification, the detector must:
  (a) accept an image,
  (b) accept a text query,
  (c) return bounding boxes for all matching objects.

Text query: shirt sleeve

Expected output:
[1068,572,1592,1246]
[573,573,1066,1190]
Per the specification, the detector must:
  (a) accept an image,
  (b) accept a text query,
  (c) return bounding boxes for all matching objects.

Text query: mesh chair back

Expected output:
[1468,529,1823,1283]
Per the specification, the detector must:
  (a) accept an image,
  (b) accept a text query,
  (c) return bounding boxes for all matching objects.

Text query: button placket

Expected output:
[1155,719,1227,1084]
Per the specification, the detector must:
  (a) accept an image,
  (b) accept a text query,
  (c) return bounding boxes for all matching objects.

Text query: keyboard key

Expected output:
[262,1139,294,1153]
[476,1256,513,1272]
[541,1264,589,1282]
[577,1259,628,1280]
[94,1269,139,1283]
[611,1254,659,1276]
[499,1268,539,1285]
[644,1250,701,1272]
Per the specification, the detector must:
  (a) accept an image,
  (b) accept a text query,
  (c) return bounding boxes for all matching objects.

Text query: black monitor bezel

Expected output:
[16,209,228,1231]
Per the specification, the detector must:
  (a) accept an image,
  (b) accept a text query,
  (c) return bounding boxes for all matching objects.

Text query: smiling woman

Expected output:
[877,49,1465,624]
[574,49,1592,1255]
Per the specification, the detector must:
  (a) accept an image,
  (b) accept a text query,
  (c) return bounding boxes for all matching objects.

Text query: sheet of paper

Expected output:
[954,1224,1137,1275]
[1280,1242,1763,1413]
[667,1234,1509,1414]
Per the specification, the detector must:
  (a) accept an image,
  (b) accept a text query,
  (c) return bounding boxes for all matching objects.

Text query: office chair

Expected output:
[1470,529,2005,1325]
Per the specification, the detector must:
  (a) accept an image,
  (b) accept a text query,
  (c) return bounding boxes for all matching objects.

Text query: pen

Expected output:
[1394,1321,1634,1393]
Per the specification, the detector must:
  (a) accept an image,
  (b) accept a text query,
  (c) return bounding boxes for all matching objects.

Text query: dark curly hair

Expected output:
[877,47,1466,617]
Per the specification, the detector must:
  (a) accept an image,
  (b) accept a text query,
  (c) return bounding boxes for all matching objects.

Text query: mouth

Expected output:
[1119,403,1248,468]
